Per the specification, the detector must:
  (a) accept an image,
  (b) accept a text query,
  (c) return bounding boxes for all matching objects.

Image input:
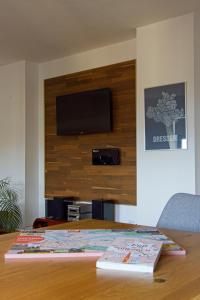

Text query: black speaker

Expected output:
[92,200,114,221]
[92,148,120,165]
[45,197,74,220]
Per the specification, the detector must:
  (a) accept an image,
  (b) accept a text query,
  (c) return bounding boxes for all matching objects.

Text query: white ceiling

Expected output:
[0,0,200,65]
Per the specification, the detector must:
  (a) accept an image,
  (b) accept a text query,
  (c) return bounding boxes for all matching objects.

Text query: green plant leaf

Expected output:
[0,178,22,232]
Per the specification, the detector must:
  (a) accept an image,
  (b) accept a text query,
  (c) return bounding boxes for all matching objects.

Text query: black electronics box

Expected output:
[92,148,120,165]
[92,200,115,221]
[45,197,74,220]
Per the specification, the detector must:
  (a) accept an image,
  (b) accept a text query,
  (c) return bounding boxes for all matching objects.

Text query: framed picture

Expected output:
[144,82,187,150]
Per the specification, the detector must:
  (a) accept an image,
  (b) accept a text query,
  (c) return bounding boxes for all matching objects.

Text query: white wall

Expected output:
[0,61,40,226]
[194,12,200,194]
[40,39,136,79]
[39,39,137,223]
[0,61,26,221]
[136,14,196,226]
[25,62,39,225]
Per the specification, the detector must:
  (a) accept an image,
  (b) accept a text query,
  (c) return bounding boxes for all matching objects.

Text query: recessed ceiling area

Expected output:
[0,0,199,65]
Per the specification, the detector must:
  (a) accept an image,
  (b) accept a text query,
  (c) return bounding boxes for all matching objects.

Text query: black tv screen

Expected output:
[56,88,112,135]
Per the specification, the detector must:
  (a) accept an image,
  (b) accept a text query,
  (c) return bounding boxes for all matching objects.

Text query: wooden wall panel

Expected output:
[45,60,136,204]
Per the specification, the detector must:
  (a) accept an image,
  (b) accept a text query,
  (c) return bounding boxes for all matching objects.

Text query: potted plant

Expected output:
[0,178,22,233]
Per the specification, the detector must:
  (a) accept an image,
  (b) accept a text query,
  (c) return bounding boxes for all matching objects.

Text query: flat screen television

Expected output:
[56,88,112,135]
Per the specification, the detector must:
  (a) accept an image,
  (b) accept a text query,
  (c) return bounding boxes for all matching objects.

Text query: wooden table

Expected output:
[0,219,200,300]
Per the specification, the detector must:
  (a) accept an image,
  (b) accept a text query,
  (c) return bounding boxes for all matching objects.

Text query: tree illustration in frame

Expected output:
[144,82,187,150]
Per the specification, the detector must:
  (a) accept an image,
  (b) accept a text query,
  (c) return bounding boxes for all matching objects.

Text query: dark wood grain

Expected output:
[45,60,136,204]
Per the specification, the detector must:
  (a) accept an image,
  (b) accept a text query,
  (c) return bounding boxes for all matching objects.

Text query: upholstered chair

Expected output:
[157,193,200,232]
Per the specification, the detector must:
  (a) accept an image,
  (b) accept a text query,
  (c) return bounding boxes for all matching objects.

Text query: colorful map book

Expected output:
[4,228,185,259]
[4,229,147,259]
[132,228,186,255]
[96,237,163,273]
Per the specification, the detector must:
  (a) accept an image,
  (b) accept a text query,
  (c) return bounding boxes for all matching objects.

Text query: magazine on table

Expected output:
[4,228,185,259]
[96,237,163,273]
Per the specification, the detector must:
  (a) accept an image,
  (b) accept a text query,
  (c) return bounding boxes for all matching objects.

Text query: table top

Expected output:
[0,219,200,300]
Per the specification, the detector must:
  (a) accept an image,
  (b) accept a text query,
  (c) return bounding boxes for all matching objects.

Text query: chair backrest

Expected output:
[157,193,200,232]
